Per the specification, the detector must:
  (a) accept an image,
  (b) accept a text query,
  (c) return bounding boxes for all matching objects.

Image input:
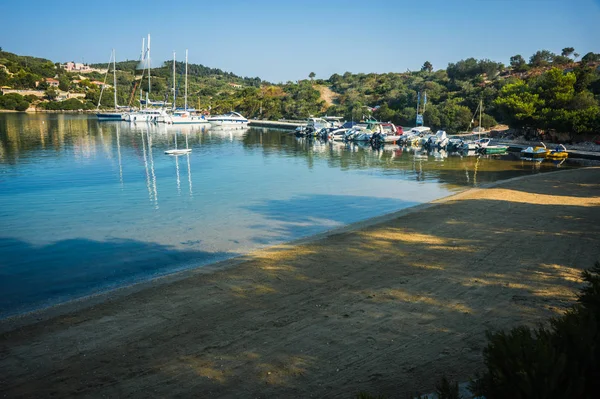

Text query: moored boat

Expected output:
[521,142,550,158]
[546,144,568,159]
[481,145,508,155]
[207,111,249,127]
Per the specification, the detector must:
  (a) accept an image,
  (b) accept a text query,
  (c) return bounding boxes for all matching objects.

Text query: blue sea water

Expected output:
[0,114,571,318]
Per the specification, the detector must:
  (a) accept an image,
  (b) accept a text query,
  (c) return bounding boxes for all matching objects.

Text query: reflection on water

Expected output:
[0,114,575,318]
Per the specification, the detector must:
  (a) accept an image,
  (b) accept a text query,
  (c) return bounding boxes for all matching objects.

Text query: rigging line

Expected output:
[96,51,113,110]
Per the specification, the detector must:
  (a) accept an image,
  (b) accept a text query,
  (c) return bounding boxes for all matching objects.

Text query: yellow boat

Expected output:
[521,142,550,158]
[546,144,569,160]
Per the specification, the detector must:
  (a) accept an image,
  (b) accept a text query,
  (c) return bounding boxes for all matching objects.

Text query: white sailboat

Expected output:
[125,34,168,123]
[96,49,125,121]
[166,50,210,125]
[165,129,192,155]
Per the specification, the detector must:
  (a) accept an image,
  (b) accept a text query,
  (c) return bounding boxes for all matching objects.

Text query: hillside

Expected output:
[1,47,599,138]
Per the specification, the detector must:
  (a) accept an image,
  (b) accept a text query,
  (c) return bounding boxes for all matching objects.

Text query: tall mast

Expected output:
[113,49,117,111]
[415,91,421,126]
[147,34,151,101]
[140,37,145,106]
[479,99,483,140]
[184,49,188,111]
[172,51,176,111]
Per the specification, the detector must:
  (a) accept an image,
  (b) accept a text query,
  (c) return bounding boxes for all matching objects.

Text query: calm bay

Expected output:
[0,113,573,318]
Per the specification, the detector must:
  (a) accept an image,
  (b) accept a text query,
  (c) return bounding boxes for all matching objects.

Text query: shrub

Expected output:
[473,262,600,399]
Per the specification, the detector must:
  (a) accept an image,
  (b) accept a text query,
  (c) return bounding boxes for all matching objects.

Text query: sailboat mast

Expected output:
[479,99,483,140]
[147,34,151,100]
[172,52,176,111]
[184,49,188,111]
[113,49,117,111]
[415,91,421,126]
[139,37,145,106]
[96,50,112,110]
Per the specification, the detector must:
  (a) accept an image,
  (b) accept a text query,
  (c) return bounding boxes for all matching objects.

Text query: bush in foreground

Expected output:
[472,262,600,398]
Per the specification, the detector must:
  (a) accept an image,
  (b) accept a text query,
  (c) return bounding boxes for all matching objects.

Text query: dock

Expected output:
[248,119,304,130]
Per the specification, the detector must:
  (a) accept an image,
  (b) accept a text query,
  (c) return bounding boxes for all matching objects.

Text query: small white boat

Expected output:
[427,130,449,148]
[461,137,491,151]
[207,111,248,127]
[328,128,351,141]
[165,129,192,155]
[165,148,191,155]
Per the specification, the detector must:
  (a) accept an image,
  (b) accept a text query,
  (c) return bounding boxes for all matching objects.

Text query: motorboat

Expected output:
[426,130,449,149]
[521,142,550,158]
[461,137,491,151]
[371,123,403,144]
[446,138,464,152]
[207,111,249,127]
[328,128,351,141]
[399,126,431,146]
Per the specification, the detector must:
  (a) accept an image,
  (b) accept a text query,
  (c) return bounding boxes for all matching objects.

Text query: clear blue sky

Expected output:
[1,0,598,83]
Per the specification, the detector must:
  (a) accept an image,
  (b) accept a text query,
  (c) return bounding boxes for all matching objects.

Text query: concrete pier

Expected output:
[248,119,304,130]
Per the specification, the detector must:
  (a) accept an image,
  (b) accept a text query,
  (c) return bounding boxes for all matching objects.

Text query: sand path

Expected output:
[1,168,599,398]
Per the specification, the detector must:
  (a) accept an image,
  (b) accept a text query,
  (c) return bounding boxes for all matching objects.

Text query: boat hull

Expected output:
[483,146,508,155]
[96,113,123,121]
[208,120,248,127]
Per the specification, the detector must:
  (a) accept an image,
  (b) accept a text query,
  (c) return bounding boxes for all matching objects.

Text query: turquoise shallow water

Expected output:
[0,114,573,318]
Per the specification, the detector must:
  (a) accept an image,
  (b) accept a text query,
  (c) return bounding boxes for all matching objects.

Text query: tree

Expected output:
[494,80,545,128]
[509,55,527,72]
[58,76,70,91]
[421,61,433,73]
[561,47,575,58]
[45,87,58,101]
[581,52,600,64]
[309,72,316,81]
[529,50,556,67]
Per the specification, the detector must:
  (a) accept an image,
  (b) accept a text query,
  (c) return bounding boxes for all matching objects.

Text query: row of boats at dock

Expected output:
[98,109,249,127]
[293,117,569,160]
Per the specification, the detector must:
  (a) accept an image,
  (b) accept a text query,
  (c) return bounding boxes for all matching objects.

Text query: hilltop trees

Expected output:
[529,50,556,67]
[421,61,433,72]
[561,47,575,58]
[581,52,600,64]
[510,55,528,72]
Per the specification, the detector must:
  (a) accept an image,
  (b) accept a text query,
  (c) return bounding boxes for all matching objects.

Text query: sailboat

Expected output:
[166,49,209,125]
[96,49,125,121]
[165,129,192,155]
[124,34,168,123]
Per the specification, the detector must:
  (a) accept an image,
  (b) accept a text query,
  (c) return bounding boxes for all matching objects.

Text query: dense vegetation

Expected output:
[2,46,599,138]
[324,50,600,136]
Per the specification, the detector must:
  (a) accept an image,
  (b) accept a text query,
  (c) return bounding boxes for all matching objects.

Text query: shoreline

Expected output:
[1,168,599,398]
[0,181,471,331]
[0,169,571,332]
[0,167,600,398]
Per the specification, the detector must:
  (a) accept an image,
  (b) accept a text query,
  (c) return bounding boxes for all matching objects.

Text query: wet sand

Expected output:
[1,168,599,398]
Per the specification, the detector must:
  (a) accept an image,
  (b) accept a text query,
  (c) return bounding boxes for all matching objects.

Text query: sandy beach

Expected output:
[1,168,599,398]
